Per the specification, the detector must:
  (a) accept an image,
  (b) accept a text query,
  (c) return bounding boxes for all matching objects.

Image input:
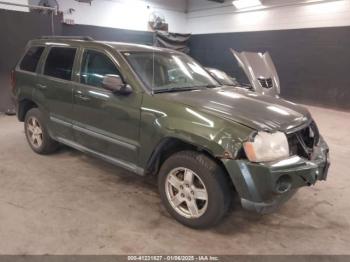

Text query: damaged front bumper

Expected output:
[222,136,330,214]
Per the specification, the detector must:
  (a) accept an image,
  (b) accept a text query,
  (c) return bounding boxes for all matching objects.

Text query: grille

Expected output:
[287,121,320,159]
[257,78,273,88]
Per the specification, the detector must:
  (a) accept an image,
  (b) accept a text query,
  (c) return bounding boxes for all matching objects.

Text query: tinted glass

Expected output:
[20,46,45,72]
[80,50,120,88]
[44,47,76,81]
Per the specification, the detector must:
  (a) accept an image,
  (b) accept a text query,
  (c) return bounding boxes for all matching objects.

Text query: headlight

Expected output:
[243,131,289,162]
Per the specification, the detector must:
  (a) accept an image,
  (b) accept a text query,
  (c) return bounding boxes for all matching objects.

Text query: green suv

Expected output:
[12,36,330,228]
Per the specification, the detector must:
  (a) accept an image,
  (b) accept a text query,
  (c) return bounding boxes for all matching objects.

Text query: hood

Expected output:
[158,86,311,132]
[231,49,280,96]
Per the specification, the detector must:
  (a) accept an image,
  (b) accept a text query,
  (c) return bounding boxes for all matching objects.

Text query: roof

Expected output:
[32,36,179,53]
[102,41,168,52]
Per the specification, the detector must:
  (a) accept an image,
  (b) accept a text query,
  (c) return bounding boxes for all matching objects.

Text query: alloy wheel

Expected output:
[165,167,208,219]
[26,116,43,149]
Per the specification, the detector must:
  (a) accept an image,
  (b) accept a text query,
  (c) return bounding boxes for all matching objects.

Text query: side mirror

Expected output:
[102,74,132,95]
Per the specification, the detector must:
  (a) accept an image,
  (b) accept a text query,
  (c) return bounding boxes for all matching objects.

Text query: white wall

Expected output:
[19,0,350,35]
[55,0,187,33]
[187,0,350,34]
[0,0,29,12]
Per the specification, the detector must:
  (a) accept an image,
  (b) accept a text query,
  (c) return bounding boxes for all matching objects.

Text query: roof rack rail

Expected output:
[40,36,94,41]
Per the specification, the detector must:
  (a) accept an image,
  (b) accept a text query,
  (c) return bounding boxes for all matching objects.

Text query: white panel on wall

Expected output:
[56,0,187,33]
[0,0,29,12]
[187,0,350,34]
[24,0,350,35]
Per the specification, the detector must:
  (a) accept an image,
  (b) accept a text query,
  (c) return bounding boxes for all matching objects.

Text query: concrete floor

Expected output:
[0,105,349,255]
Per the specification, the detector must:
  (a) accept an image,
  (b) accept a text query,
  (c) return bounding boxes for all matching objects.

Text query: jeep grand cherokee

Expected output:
[12,36,330,228]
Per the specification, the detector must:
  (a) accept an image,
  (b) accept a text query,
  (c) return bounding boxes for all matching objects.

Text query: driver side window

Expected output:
[80,50,121,88]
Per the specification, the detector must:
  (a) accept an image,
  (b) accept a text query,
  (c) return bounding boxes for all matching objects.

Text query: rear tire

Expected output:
[24,108,59,154]
[158,151,231,229]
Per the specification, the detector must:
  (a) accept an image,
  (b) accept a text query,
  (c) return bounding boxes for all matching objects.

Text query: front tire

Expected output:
[24,108,59,154]
[158,151,231,229]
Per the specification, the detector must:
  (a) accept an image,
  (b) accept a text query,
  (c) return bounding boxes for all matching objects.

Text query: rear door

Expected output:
[230,49,280,96]
[37,46,78,141]
[15,45,46,104]
[71,48,142,168]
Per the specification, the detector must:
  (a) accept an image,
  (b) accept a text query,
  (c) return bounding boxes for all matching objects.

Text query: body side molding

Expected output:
[56,137,144,176]
[50,115,138,151]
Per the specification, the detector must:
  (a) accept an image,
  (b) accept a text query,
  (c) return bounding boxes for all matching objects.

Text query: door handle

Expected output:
[36,84,47,89]
[74,92,90,101]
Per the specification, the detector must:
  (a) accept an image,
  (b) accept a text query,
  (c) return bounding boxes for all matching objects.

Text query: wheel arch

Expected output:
[17,98,38,122]
[144,136,236,192]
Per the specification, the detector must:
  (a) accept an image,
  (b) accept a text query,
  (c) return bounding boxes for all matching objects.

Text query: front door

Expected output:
[72,48,142,168]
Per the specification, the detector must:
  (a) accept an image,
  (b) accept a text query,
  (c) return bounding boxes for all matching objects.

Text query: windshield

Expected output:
[123,52,219,93]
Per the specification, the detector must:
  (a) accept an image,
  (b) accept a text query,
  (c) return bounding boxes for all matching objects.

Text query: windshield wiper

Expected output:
[204,84,221,88]
[239,83,253,89]
[153,86,202,94]
[153,84,222,94]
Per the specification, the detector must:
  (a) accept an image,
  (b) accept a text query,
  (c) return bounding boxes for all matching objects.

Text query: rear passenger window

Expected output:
[20,46,45,72]
[80,50,121,88]
[44,47,76,81]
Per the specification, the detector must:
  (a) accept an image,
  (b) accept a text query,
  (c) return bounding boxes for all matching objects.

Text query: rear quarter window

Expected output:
[19,46,45,73]
[44,47,77,81]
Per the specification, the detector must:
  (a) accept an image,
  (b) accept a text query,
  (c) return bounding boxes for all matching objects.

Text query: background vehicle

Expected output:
[206,49,281,97]
[206,67,239,86]
[206,67,252,90]
[12,37,330,229]
[231,49,280,97]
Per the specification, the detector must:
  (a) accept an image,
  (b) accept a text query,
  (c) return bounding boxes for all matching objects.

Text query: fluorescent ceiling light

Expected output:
[232,0,262,9]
